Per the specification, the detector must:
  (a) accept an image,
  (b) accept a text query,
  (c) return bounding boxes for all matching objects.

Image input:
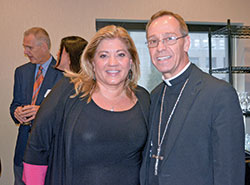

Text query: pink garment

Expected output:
[22,162,48,185]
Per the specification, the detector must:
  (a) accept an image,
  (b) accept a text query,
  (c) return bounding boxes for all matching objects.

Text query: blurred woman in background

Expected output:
[55,36,88,73]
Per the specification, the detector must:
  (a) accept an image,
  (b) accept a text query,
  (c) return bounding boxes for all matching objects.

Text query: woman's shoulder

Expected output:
[43,76,76,105]
[135,85,149,97]
[135,85,150,106]
[52,76,75,94]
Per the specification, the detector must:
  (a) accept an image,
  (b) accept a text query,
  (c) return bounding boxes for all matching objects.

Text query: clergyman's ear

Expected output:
[184,35,190,52]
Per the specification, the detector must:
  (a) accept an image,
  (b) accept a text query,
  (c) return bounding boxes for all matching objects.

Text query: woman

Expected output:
[22,25,150,185]
[55,36,88,73]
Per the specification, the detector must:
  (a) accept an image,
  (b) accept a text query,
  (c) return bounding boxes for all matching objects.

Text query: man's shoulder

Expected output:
[151,82,164,95]
[190,64,235,94]
[14,62,35,77]
[15,62,34,71]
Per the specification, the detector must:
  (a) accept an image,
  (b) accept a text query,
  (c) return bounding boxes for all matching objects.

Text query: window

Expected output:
[129,31,162,91]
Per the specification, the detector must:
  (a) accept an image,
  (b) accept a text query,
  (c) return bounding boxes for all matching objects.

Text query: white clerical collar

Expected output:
[163,62,191,86]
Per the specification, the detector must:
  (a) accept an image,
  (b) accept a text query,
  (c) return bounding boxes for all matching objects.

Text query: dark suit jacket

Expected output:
[140,64,245,185]
[10,57,63,166]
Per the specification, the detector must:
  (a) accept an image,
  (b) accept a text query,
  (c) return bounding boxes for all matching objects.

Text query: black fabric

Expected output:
[148,64,192,184]
[24,77,150,185]
[70,101,146,185]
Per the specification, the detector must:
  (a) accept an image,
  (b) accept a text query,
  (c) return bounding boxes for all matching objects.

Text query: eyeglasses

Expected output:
[146,34,188,48]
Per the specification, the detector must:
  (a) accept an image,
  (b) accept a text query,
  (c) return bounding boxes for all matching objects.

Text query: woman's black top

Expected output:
[71,100,146,185]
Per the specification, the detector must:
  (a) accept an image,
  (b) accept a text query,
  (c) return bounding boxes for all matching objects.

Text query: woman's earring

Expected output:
[128,69,132,80]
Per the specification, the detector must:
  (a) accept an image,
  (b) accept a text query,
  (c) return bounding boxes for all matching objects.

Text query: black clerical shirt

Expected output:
[148,64,193,185]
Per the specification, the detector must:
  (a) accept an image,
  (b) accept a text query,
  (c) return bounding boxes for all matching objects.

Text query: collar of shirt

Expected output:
[35,56,52,77]
[162,62,191,86]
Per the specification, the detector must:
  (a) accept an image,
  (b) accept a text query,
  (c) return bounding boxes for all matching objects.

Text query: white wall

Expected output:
[1,0,250,184]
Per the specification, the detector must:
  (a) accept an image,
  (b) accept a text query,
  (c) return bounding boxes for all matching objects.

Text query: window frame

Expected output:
[96,19,227,33]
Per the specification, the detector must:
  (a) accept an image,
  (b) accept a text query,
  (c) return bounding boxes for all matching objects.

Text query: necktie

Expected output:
[31,66,44,105]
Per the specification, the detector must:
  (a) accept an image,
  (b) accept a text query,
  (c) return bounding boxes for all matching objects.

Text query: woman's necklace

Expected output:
[104,97,120,112]
[98,90,131,112]
[152,78,189,176]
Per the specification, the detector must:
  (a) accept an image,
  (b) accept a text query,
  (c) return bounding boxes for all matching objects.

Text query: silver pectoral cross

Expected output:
[152,147,164,175]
